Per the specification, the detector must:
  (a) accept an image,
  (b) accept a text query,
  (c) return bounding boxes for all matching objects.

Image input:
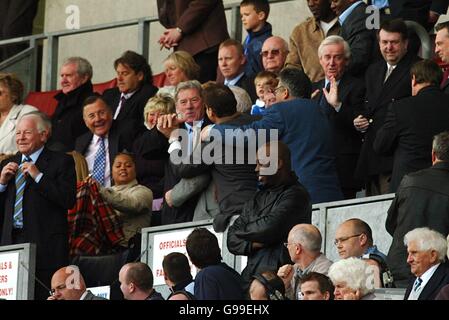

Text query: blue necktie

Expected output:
[92,137,106,186]
[13,157,32,228]
[413,277,423,292]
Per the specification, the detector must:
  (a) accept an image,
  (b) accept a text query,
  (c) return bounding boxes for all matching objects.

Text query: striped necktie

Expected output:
[92,137,106,186]
[13,157,32,228]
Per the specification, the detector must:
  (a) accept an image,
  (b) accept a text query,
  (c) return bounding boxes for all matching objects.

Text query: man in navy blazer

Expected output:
[403,228,449,300]
[0,111,76,300]
[208,67,343,204]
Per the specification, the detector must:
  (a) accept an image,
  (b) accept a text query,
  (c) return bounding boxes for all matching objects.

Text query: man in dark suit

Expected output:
[374,60,449,192]
[157,80,212,225]
[435,22,449,94]
[102,50,158,140]
[0,111,76,300]
[330,0,376,78]
[403,228,449,300]
[208,67,343,204]
[386,131,449,287]
[48,57,93,152]
[354,18,420,196]
[312,35,365,199]
[75,96,129,187]
[168,83,258,232]
[218,39,257,102]
[48,265,107,300]
[157,0,230,83]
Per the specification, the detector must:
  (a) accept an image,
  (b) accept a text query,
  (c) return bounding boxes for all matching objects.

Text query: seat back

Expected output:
[23,90,59,117]
[152,72,169,88]
[93,78,117,94]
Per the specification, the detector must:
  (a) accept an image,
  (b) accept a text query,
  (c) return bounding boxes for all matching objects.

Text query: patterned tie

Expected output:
[13,157,32,228]
[413,277,423,292]
[114,95,127,119]
[92,137,106,186]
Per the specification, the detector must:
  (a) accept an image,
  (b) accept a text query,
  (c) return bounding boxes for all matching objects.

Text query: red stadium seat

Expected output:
[92,78,117,94]
[23,90,59,117]
[152,72,169,88]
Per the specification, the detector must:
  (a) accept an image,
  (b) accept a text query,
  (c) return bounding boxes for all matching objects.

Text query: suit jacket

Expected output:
[404,264,449,300]
[157,0,229,56]
[441,77,449,94]
[102,83,158,139]
[386,162,449,284]
[214,98,343,204]
[312,74,365,190]
[75,125,130,184]
[50,81,93,152]
[235,73,257,103]
[373,86,449,192]
[340,2,377,78]
[390,0,449,29]
[355,52,421,180]
[0,148,76,270]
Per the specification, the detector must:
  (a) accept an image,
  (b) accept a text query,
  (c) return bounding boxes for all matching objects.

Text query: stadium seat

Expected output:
[92,78,117,94]
[152,72,168,88]
[23,90,59,117]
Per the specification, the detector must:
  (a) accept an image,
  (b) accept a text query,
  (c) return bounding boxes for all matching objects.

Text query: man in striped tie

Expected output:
[0,111,76,300]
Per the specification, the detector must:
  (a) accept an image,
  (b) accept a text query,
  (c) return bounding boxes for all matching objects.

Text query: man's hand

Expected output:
[200,125,214,142]
[0,162,18,185]
[165,189,173,207]
[311,89,320,99]
[157,114,181,138]
[343,289,362,300]
[323,77,341,109]
[158,28,182,49]
[277,264,294,289]
[353,115,370,132]
[21,162,41,180]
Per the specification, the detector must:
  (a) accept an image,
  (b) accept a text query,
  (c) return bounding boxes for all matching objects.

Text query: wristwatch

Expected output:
[176,27,183,35]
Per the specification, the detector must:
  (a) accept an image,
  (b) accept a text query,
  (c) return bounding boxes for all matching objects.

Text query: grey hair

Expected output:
[404,227,447,262]
[432,131,449,161]
[289,224,322,252]
[318,35,351,60]
[174,80,203,103]
[229,86,252,113]
[328,257,375,297]
[62,56,93,80]
[18,111,52,134]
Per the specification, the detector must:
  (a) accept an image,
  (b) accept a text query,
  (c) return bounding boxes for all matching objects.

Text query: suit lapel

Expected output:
[418,264,445,300]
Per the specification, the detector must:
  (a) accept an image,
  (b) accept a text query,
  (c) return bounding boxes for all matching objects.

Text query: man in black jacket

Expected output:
[386,131,449,287]
[374,60,449,192]
[227,140,311,290]
[49,57,93,152]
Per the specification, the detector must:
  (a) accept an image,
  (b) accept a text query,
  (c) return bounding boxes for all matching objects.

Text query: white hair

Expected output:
[328,257,375,297]
[404,228,447,262]
[289,224,322,252]
[318,35,351,59]
[229,86,252,113]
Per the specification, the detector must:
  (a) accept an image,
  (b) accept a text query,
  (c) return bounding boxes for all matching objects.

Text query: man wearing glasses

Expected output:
[260,36,289,74]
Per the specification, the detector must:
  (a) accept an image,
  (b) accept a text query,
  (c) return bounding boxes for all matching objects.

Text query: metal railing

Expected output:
[0,0,295,93]
[0,0,432,93]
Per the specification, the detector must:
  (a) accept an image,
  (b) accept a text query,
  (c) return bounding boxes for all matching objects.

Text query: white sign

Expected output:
[152,227,223,286]
[87,285,110,300]
[0,252,20,300]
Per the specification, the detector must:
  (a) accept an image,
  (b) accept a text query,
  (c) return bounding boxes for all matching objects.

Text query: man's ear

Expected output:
[257,11,266,21]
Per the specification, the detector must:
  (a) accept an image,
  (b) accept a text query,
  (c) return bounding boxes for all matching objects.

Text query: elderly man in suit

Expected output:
[435,22,449,94]
[0,111,76,300]
[48,265,107,300]
[312,35,365,199]
[157,0,229,83]
[403,228,449,300]
[75,95,129,187]
[374,60,449,192]
[354,18,420,196]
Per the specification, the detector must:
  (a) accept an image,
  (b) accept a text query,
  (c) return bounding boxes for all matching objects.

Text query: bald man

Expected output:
[277,224,332,300]
[48,265,107,300]
[261,36,289,74]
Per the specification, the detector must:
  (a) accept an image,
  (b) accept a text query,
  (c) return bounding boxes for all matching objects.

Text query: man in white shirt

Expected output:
[403,227,449,300]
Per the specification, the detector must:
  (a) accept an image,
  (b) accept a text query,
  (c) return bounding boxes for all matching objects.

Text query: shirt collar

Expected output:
[121,91,136,100]
[184,119,204,130]
[224,72,245,86]
[339,1,363,25]
[23,146,44,163]
[324,78,341,87]
[420,263,440,288]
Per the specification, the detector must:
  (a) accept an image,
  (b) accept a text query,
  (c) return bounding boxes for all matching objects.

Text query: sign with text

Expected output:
[0,252,19,300]
[152,227,223,286]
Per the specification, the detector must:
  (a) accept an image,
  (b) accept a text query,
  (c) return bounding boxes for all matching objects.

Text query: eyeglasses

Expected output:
[49,284,66,296]
[260,49,281,58]
[274,86,286,94]
[334,234,362,246]
[283,242,299,248]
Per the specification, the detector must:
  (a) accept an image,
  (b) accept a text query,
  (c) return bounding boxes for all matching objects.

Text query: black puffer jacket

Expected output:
[227,173,311,289]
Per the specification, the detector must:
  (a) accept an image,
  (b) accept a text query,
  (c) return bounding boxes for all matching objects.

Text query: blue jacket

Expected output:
[214,98,343,204]
[243,22,272,77]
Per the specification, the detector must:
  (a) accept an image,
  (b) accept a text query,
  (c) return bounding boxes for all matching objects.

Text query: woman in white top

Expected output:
[0,73,37,156]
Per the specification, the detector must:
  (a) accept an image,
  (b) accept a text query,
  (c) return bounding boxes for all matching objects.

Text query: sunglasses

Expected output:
[260,49,282,57]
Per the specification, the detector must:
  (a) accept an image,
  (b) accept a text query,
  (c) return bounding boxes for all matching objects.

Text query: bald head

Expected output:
[50,265,86,300]
[261,36,289,74]
[289,224,322,252]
